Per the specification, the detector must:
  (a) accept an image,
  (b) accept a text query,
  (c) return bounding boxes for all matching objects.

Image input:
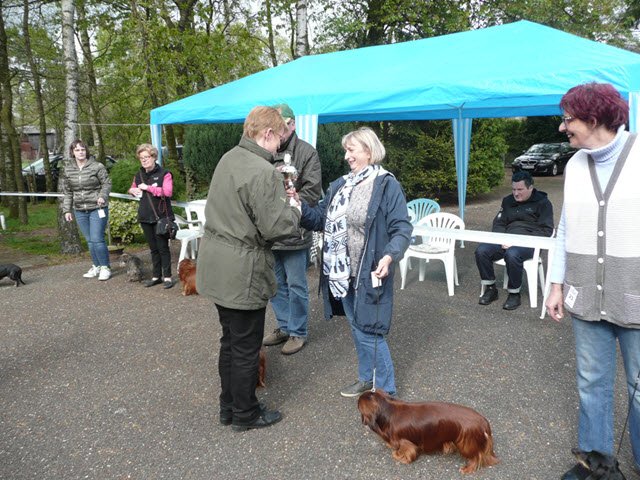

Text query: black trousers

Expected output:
[475,242,534,291]
[216,304,265,425]
[140,222,172,278]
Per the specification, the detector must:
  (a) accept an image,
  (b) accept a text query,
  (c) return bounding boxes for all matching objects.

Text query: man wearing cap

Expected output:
[262,104,322,355]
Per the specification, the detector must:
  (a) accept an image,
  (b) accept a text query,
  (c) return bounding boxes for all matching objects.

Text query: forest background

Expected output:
[1,0,640,251]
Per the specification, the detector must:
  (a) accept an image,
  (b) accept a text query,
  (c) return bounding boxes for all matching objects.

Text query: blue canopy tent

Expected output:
[150,20,640,219]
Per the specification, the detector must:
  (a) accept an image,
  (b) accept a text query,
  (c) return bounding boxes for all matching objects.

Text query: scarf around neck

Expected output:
[323,164,378,298]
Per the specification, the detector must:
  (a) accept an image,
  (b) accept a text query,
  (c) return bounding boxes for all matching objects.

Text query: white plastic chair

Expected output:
[479,229,554,308]
[399,212,464,296]
[174,200,206,270]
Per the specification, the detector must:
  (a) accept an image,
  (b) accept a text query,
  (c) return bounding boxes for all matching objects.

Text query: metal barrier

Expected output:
[0,191,192,209]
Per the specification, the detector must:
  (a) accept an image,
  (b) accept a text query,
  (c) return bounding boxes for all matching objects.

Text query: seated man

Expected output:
[475,171,554,310]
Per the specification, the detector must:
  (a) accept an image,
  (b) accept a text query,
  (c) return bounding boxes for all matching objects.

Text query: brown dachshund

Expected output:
[257,347,266,388]
[178,259,197,296]
[358,390,499,474]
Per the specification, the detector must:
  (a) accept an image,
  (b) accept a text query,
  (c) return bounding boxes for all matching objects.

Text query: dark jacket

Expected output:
[269,133,322,250]
[134,166,174,224]
[492,188,554,237]
[61,158,111,213]
[301,170,412,335]
[196,136,302,310]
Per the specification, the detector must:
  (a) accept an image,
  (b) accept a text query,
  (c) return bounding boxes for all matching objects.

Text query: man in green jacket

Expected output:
[196,106,302,431]
[263,104,322,355]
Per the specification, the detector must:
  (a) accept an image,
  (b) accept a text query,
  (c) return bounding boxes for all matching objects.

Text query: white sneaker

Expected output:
[98,266,111,281]
[83,265,99,278]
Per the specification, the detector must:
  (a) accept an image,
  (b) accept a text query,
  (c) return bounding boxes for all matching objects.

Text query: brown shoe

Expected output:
[281,336,306,355]
[263,328,289,346]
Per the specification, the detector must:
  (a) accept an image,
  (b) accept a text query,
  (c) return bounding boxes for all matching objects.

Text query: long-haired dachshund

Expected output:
[178,259,197,296]
[358,390,499,474]
[572,449,627,479]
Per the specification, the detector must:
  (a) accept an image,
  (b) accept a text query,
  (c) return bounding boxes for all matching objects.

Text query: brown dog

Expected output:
[178,259,197,296]
[358,390,499,474]
[257,347,266,388]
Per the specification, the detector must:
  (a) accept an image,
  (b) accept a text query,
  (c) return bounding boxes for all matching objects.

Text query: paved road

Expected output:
[0,172,637,479]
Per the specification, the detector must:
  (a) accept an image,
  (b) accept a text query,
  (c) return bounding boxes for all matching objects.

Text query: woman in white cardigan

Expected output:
[546,82,640,480]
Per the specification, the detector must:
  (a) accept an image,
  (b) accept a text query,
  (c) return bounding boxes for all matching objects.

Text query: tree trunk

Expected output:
[23,0,55,199]
[77,0,105,165]
[264,0,278,67]
[294,0,309,58]
[0,4,28,224]
[60,0,82,254]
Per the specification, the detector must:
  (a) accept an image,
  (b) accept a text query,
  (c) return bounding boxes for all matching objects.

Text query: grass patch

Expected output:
[1,202,146,260]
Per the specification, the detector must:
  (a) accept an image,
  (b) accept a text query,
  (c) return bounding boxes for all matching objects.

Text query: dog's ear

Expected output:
[357,392,378,427]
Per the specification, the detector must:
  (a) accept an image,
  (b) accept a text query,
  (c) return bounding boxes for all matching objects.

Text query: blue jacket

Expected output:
[301,170,412,335]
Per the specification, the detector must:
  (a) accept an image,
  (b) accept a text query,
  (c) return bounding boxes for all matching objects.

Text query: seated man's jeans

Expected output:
[475,243,534,292]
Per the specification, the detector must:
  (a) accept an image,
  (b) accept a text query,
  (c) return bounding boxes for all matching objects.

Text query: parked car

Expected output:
[511,142,577,176]
[22,154,117,192]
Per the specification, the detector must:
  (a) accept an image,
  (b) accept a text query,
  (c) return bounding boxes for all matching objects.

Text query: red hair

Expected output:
[560,82,628,132]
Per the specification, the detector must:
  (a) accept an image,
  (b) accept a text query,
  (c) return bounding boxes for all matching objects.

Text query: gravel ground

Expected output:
[0,172,637,480]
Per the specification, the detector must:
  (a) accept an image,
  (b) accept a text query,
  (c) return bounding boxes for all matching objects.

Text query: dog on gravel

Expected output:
[357,390,499,474]
[119,253,143,282]
[178,259,197,296]
[257,347,266,388]
[0,263,26,287]
[572,449,627,479]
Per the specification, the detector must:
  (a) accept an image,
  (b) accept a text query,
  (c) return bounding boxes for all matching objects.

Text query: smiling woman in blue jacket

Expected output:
[298,127,412,398]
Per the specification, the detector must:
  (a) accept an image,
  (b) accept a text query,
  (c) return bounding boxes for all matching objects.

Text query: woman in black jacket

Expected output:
[128,144,175,289]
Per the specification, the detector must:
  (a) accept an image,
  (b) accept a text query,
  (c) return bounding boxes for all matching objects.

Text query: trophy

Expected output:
[281,153,298,190]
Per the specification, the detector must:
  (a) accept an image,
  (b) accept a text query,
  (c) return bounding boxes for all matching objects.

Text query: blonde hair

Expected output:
[341,127,386,164]
[136,143,158,159]
[243,106,286,140]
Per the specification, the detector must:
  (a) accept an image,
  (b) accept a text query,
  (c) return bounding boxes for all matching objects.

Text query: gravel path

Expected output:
[0,172,637,479]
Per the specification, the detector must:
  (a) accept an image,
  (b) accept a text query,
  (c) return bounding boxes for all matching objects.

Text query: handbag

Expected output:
[143,185,177,239]
[155,216,178,239]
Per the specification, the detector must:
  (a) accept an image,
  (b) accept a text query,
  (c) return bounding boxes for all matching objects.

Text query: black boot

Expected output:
[503,293,521,310]
[479,284,498,305]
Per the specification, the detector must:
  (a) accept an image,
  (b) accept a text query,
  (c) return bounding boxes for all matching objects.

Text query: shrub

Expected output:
[109,200,142,244]
[183,124,243,195]
[316,123,352,191]
[110,158,140,194]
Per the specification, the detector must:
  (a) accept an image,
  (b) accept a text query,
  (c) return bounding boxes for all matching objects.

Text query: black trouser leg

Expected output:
[141,222,172,278]
[216,304,265,425]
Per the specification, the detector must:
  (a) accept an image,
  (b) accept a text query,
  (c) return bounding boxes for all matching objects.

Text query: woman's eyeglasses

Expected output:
[561,115,575,127]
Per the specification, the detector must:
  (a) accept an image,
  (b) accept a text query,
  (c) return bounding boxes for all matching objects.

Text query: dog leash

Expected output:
[616,368,640,456]
[371,279,381,393]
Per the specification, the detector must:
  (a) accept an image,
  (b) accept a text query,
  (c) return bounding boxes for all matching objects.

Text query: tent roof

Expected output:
[151,20,640,126]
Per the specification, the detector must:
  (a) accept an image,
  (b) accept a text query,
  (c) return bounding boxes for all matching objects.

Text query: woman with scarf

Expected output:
[297,127,412,398]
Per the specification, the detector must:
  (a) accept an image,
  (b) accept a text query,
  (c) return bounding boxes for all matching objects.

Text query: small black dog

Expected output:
[0,263,25,287]
[119,253,143,282]
[572,448,627,480]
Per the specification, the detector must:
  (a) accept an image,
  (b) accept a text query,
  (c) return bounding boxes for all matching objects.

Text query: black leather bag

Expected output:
[155,217,178,239]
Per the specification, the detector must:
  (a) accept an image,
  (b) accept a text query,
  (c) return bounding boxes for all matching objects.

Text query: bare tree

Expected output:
[294,0,309,58]
[23,0,55,196]
[0,3,28,223]
[62,0,79,148]
[60,0,82,254]
[77,0,105,165]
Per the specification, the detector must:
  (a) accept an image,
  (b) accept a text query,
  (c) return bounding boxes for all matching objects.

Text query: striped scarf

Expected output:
[323,165,377,298]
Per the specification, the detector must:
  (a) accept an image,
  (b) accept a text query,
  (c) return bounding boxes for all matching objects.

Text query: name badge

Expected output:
[565,285,578,309]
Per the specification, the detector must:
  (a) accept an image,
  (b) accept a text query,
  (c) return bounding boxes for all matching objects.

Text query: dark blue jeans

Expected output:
[474,242,533,292]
